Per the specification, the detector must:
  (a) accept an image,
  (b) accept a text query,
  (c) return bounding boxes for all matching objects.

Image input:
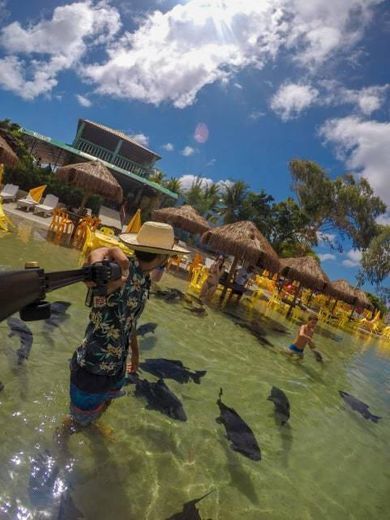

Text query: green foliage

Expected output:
[359,226,390,287]
[183,176,221,217]
[365,292,388,315]
[289,159,386,250]
[0,119,34,168]
[219,180,249,224]
[164,177,181,193]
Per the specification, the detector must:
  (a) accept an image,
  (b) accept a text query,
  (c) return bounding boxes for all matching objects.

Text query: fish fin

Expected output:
[370,414,381,423]
[192,370,207,384]
[215,416,222,424]
[218,388,223,399]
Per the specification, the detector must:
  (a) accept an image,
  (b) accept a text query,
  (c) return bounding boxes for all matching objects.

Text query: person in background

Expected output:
[227,265,255,303]
[59,222,188,436]
[200,255,225,302]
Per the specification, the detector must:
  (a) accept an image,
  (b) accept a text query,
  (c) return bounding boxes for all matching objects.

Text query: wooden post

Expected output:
[307,290,314,306]
[79,192,91,211]
[348,304,356,321]
[287,281,301,318]
[220,256,238,301]
[331,299,338,313]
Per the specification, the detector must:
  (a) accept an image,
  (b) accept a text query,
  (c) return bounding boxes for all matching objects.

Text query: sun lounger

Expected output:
[17,194,38,211]
[33,194,59,217]
[0,184,19,202]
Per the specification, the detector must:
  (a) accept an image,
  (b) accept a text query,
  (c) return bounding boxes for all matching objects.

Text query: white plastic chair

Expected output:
[17,193,38,211]
[33,194,59,217]
[0,184,19,202]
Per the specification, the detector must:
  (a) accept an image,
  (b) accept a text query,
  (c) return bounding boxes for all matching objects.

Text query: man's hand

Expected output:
[127,334,139,374]
[85,247,129,294]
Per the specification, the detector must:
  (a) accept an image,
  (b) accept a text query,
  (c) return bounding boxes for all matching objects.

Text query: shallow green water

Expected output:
[0,220,389,519]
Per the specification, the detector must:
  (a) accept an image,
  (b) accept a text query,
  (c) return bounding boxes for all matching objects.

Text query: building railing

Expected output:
[75,138,151,178]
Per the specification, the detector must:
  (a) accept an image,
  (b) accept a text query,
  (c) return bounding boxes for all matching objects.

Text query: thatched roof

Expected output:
[201,220,280,272]
[353,287,372,309]
[329,279,358,305]
[280,256,329,291]
[57,160,123,203]
[152,205,210,234]
[0,135,18,168]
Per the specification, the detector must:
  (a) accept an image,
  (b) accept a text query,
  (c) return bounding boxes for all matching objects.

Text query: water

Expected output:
[0,220,389,519]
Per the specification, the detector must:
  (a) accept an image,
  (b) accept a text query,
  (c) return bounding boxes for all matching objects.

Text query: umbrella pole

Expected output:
[307,290,314,305]
[331,299,338,313]
[79,192,91,212]
[348,304,356,321]
[220,256,238,301]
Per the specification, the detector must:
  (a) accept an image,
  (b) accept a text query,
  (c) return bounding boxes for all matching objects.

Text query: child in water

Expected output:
[286,316,322,361]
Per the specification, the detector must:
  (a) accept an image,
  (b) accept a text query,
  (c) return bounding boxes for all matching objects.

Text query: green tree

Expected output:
[182,176,220,217]
[219,180,249,224]
[164,177,181,193]
[236,190,274,236]
[149,169,166,185]
[289,159,386,250]
[358,226,390,287]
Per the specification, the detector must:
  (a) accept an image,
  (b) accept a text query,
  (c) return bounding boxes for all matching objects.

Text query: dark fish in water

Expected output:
[127,374,187,421]
[57,489,84,519]
[339,391,381,423]
[185,305,207,316]
[235,322,273,347]
[216,388,261,461]
[166,490,213,520]
[267,386,290,425]
[0,382,4,392]
[137,322,158,336]
[312,350,323,363]
[140,358,207,384]
[29,449,60,507]
[7,317,33,364]
[44,301,71,331]
[154,288,184,302]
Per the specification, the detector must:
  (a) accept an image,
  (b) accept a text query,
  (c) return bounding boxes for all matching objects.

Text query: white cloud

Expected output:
[318,253,336,262]
[319,81,389,115]
[0,0,382,104]
[249,110,266,121]
[233,82,243,89]
[83,0,380,107]
[181,146,196,157]
[76,94,92,107]
[178,174,214,191]
[0,0,121,99]
[270,82,319,120]
[320,116,390,208]
[342,249,362,267]
[130,133,149,147]
[206,158,216,167]
[162,142,174,151]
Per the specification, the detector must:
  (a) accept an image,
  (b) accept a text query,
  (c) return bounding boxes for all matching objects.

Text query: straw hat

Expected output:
[120,221,189,256]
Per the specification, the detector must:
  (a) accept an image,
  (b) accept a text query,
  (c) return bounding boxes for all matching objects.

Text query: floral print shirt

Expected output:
[75,256,150,376]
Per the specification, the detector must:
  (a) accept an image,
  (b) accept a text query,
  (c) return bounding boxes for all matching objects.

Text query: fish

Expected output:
[7,317,33,364]
[28,449,60,507]
[312,350,323,363]
[235,322,273,347]
[57,489,84,519]
[44,301,71,331]
[267,386,290,425]
[140,358,207,384]
[339,391,381,423]
[127,374,187,421]
[137,322,158,336]
[216,389,261,461]
[184,305,207,316]
[154,288,184,302]
[166,490,213,520]
[0,382,4,392]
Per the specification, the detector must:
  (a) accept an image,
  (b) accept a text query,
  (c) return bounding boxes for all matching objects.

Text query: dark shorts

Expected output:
[232,284,246,296]
[69,355,126,427]
[288,344,304,356]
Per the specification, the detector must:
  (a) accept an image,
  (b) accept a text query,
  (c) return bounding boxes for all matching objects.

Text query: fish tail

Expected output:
[218,387,223,400]
[370,414,381,423]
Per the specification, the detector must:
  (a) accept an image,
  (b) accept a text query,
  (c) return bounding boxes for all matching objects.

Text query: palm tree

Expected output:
[219,180,249,224]
[149,169,166,185]
[164,177,182,193]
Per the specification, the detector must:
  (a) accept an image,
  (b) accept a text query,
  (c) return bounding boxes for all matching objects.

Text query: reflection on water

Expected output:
[0,223,389,519]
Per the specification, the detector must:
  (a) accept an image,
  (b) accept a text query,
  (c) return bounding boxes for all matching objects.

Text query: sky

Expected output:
[0,0,389,292]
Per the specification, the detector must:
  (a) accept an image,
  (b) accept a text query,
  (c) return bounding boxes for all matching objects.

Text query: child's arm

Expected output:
[299,325,314,345]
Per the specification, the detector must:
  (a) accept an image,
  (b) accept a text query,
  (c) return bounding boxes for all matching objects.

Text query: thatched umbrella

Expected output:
[57,160,123,210]
[201,221,280,298]
[280,256,330,315]
[329,279,357,306]
[0,135,18,168]
[152,205,210,235]
[353,287,372,310]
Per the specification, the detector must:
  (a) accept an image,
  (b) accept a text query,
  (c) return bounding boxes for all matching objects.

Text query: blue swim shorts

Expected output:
[289,344,304,356]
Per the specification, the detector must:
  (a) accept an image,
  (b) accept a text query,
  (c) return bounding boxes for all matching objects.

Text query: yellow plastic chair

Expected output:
[99,226,115,237]
[244,287,264,309]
